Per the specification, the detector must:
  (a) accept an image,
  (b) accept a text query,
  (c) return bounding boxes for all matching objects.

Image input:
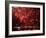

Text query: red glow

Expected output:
[12,7,40,31]
[14,7,32,23]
